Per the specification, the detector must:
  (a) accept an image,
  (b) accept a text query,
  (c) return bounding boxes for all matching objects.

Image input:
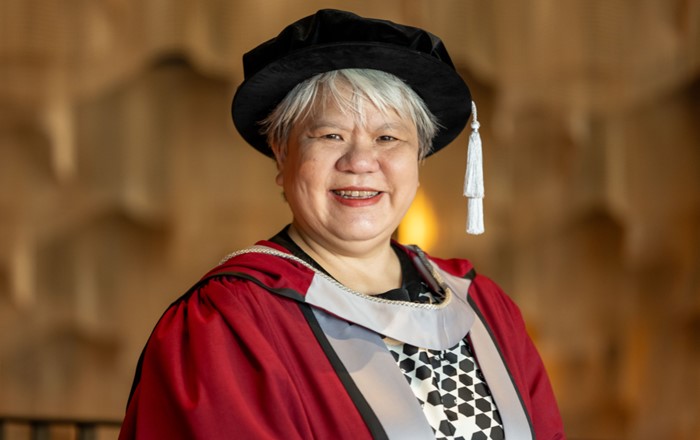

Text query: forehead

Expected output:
[302,81,416,130]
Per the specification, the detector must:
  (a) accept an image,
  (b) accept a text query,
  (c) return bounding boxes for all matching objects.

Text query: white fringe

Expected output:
[466,198,484,235]
[463,101,484,235]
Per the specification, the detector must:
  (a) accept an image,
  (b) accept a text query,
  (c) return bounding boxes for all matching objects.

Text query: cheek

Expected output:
[280,156,326,197]
[394,157,420,184]
[297,155,330,184]
[396,163,421,200]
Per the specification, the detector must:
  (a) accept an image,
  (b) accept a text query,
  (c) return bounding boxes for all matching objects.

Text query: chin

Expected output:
[329,222,396,244]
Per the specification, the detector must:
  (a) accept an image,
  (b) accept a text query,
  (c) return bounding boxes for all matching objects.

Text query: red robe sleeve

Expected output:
[119,276,374,439]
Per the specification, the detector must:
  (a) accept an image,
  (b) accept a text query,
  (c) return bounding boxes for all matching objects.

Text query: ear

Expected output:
[275,167,284,186]
[270,143,286,186]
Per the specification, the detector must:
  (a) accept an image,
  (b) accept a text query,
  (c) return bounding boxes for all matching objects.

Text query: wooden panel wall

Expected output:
[1,1,698,438]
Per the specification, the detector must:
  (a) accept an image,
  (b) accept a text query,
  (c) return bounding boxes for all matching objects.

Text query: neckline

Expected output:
[268,226,431,302]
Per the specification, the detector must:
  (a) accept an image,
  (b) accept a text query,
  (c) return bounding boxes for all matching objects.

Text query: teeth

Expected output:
[334,190,379,198]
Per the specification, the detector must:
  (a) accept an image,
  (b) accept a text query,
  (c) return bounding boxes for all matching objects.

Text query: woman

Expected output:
[120,9,565,440]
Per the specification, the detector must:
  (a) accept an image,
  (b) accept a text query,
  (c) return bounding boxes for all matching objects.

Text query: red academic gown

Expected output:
[119,241,565,439]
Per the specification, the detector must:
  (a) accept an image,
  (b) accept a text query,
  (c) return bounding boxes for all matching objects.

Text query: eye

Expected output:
[377,135,398,142]
[321,133,343,141]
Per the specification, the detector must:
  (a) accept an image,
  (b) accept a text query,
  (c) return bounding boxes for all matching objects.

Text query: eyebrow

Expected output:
[306,121,350,131]
[376,122,409,130]
[306,120,410,132]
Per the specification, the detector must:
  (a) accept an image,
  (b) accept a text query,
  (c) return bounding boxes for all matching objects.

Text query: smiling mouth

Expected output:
[332,190,380,199]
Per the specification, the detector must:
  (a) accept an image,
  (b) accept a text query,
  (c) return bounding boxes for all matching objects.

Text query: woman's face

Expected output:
[275,91,420,254]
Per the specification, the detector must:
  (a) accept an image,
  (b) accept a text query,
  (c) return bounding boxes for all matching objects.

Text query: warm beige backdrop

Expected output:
[1,1,699,439]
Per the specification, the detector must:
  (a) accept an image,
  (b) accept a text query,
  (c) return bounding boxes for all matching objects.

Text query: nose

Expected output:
[336,138,380,174]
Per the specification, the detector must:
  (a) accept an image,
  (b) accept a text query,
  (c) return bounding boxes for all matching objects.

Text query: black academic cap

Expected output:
[231,8,472,157]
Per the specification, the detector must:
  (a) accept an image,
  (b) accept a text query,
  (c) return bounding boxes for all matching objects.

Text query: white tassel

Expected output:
[463,101,484,234]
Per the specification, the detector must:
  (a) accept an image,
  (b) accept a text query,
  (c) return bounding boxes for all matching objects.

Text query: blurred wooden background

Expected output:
[1,1,699,439]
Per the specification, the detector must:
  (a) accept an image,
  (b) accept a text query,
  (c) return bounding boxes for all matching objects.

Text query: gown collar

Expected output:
[220,244,475,350]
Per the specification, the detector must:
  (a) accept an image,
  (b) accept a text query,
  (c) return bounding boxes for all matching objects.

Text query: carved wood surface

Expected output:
[1,1,698,438]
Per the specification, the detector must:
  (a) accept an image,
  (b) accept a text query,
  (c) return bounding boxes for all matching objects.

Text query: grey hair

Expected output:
[259,69,440,160]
